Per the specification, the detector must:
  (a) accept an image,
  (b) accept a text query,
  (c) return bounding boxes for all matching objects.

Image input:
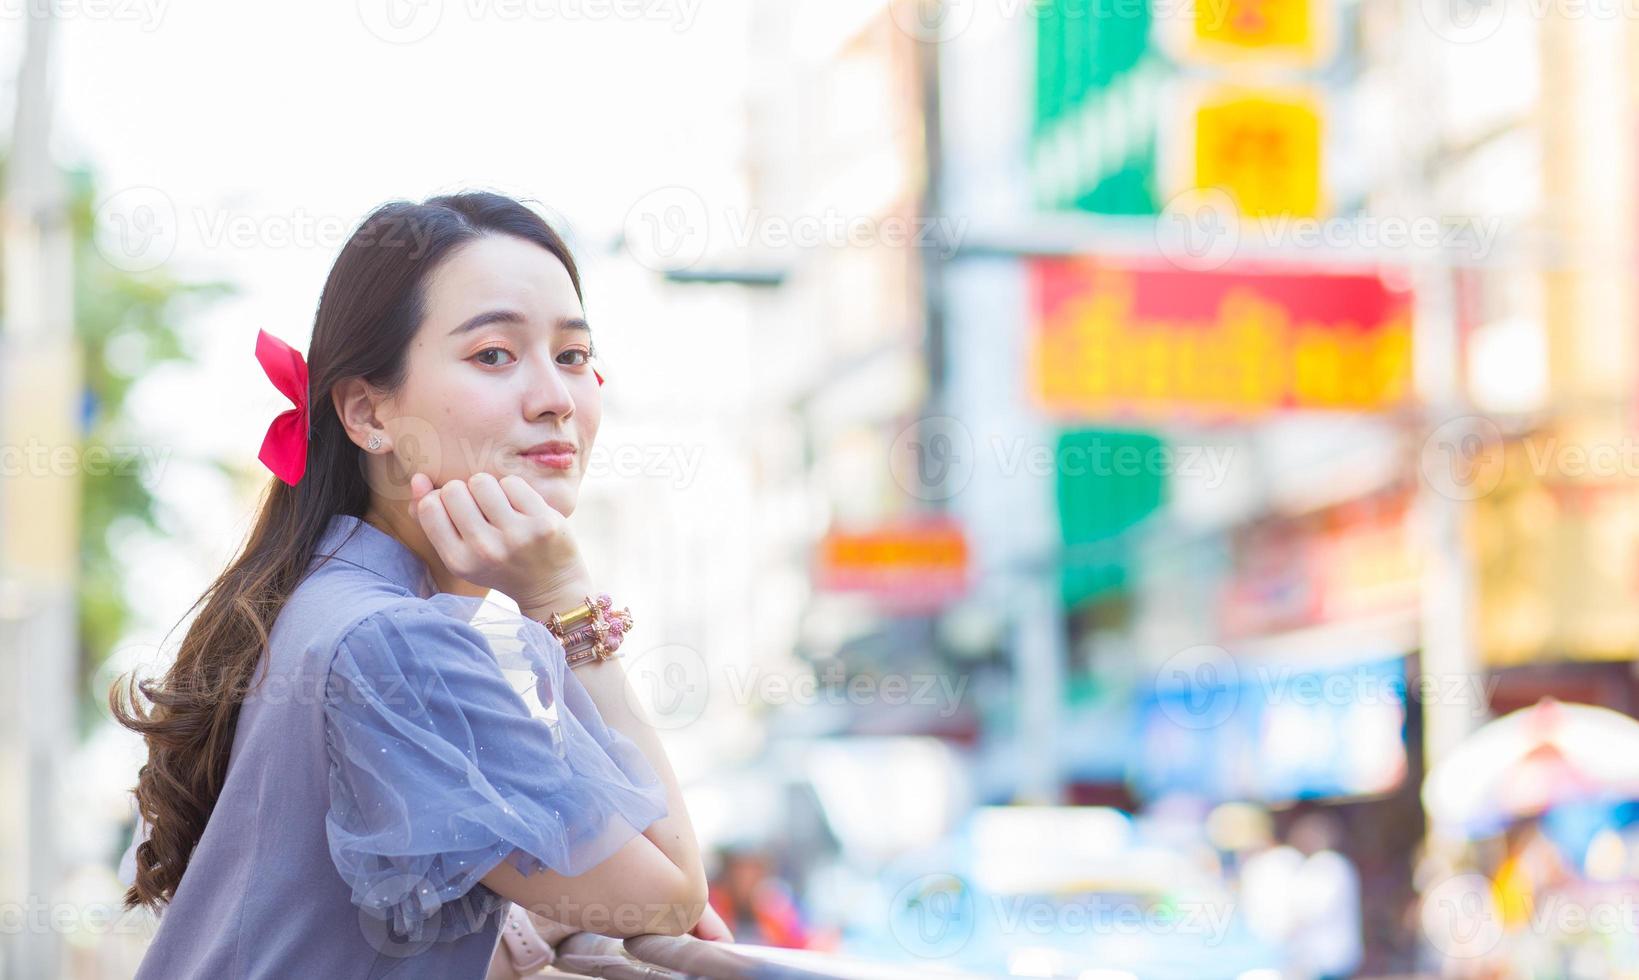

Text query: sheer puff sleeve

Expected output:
[321,593,669,944]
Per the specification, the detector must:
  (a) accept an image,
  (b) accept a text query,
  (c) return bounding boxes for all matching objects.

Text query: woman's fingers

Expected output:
[406,472,436,528]
[406,472,434,518]
[467,472,524,530]
[523,911,579,946]
[498,474,552,519]
[437,479,504,559]
[689,903,734,942]
[412,479,464,563]
[406,472,560,590]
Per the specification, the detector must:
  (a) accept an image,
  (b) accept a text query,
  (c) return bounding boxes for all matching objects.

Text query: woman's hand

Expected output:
[691,902,734,942]
[406,471,593,612]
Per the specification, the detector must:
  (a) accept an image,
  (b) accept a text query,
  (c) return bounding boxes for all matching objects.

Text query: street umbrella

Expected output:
[1423,698,1639,835]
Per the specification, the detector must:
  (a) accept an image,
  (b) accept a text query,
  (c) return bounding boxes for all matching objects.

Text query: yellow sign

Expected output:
[1163,0,1336,68]
[1193,88,1324,217]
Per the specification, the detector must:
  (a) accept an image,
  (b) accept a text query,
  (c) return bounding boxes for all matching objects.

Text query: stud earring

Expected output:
[367,434,382,451]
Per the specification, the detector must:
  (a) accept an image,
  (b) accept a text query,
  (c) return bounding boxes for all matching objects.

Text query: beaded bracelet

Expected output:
[535,592,633,669]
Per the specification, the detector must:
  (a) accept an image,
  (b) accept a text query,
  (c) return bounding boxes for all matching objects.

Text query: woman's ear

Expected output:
[332,377,390,452]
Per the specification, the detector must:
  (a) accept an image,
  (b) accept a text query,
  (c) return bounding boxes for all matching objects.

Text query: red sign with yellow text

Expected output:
[1030,258,1413,421]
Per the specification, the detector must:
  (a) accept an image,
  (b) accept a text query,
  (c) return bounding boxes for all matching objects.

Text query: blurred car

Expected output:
[843,806,1284,980]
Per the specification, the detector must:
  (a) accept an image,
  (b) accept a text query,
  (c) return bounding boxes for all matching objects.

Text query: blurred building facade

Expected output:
[756,0,1639,974]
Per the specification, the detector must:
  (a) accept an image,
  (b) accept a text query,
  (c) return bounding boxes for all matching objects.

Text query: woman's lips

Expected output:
[522,449,575,471]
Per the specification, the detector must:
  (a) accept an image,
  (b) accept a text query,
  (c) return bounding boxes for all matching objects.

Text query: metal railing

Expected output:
[549,932,1001,980]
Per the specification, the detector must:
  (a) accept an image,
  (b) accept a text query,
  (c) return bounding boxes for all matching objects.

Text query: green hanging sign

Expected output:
[1054,428,1166,606]
[1031,0,1165,215]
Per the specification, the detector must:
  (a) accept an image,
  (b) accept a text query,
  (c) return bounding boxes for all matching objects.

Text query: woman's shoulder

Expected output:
[324,591,552,677]
[273,563,428,677]
[277,511,444,659]
[293,582,549,685]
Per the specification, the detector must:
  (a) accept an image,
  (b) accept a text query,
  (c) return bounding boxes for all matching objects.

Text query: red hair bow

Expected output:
[256,329,310,486]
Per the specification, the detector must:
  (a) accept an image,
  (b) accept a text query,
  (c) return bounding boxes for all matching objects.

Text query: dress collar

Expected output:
[311,513,437,599]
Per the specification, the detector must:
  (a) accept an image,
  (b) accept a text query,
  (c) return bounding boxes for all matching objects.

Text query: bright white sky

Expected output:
[54,0,754,451]
[49,0,759,603]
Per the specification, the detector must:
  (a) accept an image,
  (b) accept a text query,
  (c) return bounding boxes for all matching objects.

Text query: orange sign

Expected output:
[1029,257,1414,421]
[816,519,969,607]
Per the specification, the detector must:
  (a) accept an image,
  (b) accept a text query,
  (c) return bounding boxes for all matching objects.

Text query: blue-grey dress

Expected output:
[119,512,670,979]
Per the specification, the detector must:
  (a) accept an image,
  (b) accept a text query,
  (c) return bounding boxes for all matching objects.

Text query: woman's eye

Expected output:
[557,347,593,366]
[474,347,516,367]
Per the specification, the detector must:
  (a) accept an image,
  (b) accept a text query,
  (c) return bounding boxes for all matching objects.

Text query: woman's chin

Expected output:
[533,480,577,517]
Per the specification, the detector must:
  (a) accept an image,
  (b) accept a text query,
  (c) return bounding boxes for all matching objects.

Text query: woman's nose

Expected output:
[524,363,576,420]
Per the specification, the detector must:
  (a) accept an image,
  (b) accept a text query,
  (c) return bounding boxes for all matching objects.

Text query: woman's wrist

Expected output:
[515,571,597,622]
[517,596,596,626]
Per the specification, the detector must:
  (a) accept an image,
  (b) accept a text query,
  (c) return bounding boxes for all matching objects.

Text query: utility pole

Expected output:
[1,6,80,979]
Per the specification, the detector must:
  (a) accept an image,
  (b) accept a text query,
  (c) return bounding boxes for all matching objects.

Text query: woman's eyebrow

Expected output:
[448,309,526,337]
[447,311,591,337]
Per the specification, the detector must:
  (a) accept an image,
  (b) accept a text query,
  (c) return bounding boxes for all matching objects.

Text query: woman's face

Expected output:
[375,234,600,518]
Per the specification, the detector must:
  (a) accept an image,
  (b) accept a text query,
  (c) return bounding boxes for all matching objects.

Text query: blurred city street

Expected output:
[4,0,1639,977]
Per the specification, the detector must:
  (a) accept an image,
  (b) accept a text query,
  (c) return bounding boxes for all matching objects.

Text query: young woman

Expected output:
[112,191,730,978]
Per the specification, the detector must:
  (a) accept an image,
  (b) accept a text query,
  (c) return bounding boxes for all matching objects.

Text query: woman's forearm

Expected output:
[571,656,706,897]
[521,593,705,900]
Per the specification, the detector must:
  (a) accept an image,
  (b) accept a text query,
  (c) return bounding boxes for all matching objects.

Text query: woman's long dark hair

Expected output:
[110,191,584,912]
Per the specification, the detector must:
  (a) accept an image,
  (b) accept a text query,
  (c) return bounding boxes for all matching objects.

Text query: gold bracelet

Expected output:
[536,592,633,669]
